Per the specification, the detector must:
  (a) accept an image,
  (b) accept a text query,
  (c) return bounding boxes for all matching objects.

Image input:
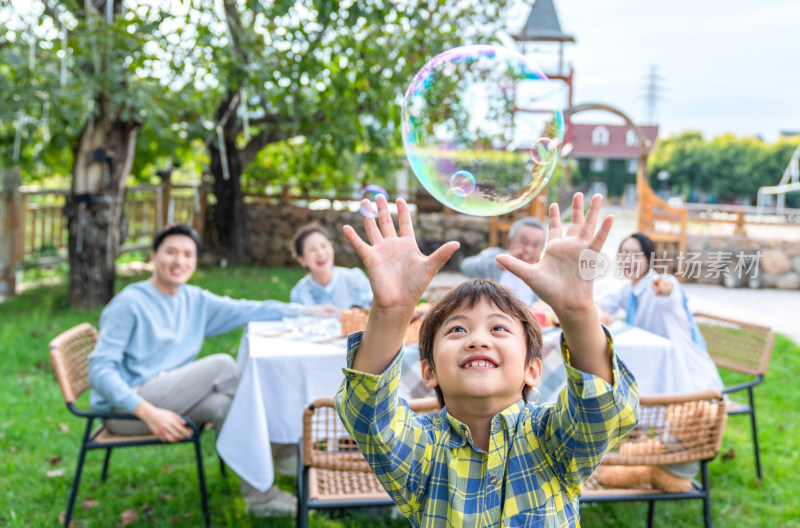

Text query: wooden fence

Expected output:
[0,174,209,296]
[682,202,800,235]
[4,167,799,297]
[1,178,421,295]
[18,183,207,260]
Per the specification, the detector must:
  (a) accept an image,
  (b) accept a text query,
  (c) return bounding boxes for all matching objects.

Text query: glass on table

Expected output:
[281,315,344,340]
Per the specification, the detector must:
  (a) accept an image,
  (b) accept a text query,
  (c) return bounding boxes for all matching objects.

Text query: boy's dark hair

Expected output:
[624,233,656,270]
[418,279,543,407]
[153,224,202,253]
[291,224,332,258]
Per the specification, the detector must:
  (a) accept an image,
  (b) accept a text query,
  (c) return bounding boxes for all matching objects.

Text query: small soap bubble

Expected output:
[530,136,561,165]
[402,44,564,216]
[359,184,389,217]
[450,170,476,198]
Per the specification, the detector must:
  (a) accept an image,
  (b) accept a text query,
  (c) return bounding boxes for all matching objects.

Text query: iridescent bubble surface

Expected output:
[401,44,564,216]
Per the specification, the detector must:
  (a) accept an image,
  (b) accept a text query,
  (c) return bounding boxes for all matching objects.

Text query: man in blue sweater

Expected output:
[88,224,331,516]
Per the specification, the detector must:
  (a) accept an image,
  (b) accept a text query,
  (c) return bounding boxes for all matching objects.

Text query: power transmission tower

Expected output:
[642,65,665,125]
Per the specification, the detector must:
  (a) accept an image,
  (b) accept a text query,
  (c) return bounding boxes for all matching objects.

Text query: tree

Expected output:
[2,0,513,306]
[648,131,800,204]
[182,0,512,261]
[1,0,194,308]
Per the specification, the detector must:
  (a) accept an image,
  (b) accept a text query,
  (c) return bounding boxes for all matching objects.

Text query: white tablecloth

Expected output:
[536,321,709,404]
[217,319,712,491]
[216,320,431,491]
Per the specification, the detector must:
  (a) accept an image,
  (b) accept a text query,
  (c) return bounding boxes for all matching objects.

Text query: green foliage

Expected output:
[574,158,636,197]
[195,0,514,190]
[1,0,513,191]
[0,1,210,185]
[649,132,800,204]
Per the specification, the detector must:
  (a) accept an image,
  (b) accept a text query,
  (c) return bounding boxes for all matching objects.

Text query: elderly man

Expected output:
[460,217,546,305]
[88,223,333,516]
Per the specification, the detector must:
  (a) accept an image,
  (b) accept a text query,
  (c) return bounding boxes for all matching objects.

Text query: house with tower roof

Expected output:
[512,0,660,201]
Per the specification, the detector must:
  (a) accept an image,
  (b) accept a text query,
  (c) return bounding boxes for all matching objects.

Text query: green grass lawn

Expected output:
[1,264,798,527]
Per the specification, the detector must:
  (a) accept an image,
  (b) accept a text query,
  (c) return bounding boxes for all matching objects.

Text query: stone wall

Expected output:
[681,234,800,290]
[209,203,800,290]
[237,203,493,271]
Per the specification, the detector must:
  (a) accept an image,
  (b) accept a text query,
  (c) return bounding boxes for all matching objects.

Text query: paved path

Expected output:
[432,203,800,344]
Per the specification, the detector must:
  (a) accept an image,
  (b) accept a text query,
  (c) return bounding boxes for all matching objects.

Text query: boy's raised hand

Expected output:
[343,195,459,374]
[498,193,614,381]
[343,195,460,314]
[497,193,612,316]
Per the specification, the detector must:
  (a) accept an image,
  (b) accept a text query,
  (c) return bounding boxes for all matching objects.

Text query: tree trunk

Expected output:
[210,142,249,262]
[209,93,250,262]
[66,108,139,308]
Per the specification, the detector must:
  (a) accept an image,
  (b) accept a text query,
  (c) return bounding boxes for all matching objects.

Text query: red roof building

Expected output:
[570,123,659,159]
[567,123,659,198]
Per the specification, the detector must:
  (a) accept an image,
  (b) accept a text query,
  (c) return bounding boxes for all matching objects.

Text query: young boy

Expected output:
[335,193,639,526]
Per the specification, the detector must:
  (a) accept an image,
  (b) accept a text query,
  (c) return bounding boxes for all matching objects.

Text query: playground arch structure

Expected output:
[566,102,687,266]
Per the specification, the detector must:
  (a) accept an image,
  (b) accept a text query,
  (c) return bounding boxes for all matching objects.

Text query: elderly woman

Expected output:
[596,232,723,393]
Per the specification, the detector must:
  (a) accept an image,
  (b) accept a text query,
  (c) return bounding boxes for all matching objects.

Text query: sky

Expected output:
[6,0,798,143]
[504,0,800,142]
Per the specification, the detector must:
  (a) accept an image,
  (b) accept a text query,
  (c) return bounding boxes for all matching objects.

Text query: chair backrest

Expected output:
[603,389,727,467]
[49,323,99,405]
[694,312,774,377]
[302,396,441,472]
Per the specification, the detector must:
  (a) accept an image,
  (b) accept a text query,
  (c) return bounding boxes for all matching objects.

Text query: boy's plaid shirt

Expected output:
[335,330,639,527]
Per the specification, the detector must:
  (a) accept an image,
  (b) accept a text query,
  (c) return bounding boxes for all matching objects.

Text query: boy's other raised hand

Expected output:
[343,195,460,314]
[496,193,613,319]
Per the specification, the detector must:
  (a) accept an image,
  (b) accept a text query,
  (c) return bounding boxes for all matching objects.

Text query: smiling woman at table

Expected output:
[290,223,373,310]
[595,232,723,393]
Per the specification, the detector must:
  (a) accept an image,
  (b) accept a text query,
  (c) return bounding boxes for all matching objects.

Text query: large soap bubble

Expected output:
[402,44,564,216]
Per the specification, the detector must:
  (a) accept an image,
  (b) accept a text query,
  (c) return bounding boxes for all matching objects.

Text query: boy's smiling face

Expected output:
[421,299,541,414]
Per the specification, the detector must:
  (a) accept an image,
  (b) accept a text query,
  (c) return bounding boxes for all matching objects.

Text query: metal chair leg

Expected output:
[751,410,762,480]
[193,435,210,528]
[219,453,227,477]
[297,464,309,528]
[65,429,91,528]
[101,448,112,481]
[646,500,655,528]
[702,462,713,528]
[748,389,762,480]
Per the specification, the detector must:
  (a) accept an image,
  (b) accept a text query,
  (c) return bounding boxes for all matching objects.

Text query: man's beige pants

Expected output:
[106,354,272,502]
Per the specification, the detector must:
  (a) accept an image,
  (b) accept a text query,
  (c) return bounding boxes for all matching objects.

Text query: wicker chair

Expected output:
[296,396,440,528]
[49,323,212,528]
[582,390,727,528]
[694,312,774,479]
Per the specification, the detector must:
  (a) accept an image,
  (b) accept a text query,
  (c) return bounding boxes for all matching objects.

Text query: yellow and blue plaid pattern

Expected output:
[335,330,639,527]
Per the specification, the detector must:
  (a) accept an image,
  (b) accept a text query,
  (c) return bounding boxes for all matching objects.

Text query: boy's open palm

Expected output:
[343,195,460,312]
[497,193,613,316]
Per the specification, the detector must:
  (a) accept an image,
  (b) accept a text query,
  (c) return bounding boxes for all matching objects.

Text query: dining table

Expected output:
[216,317,704,491]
